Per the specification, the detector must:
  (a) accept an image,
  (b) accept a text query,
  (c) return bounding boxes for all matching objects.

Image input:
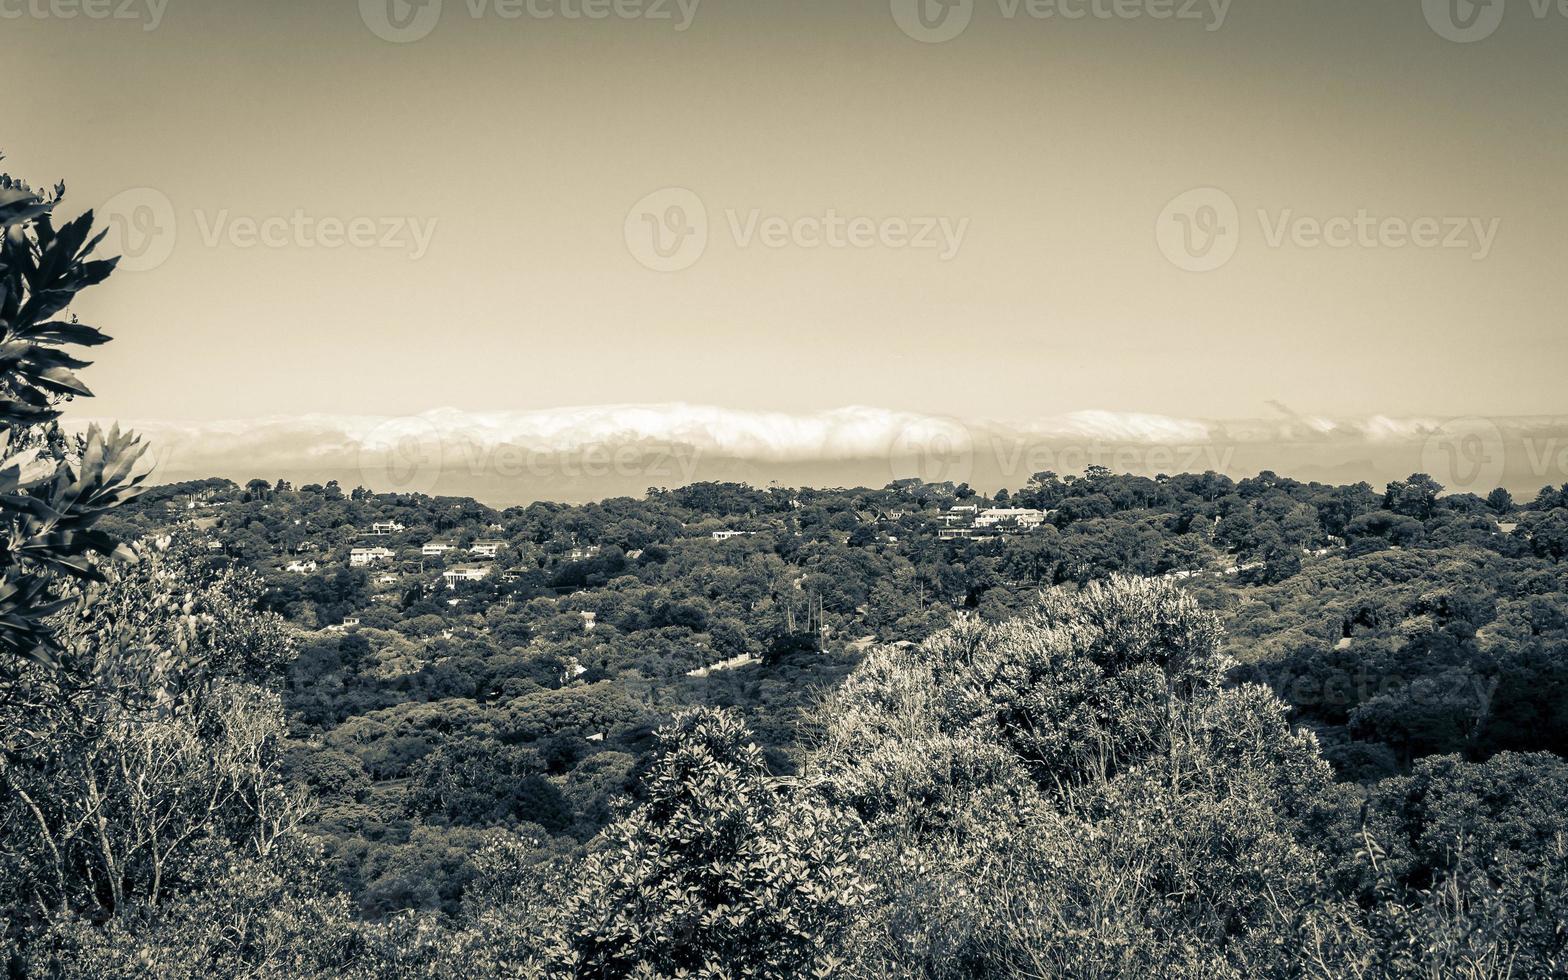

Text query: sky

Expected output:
[6,0,1567,495]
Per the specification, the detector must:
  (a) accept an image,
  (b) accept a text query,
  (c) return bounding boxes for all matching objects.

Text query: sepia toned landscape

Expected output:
[5,1,1568,977]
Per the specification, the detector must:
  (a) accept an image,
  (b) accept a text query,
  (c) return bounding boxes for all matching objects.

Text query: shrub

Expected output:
[542,707,870,978]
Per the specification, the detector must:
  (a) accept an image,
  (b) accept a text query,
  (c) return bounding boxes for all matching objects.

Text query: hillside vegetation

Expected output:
[5,159,1568,978]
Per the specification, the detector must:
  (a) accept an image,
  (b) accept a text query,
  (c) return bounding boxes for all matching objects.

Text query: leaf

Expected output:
[26,320,110,347]
[32,365,92,397]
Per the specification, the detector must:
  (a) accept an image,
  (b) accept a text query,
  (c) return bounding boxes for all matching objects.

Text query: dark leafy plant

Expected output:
[0,155,147,667]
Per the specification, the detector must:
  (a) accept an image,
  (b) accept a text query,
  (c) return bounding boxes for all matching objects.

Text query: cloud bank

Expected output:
[67,404,1568,506]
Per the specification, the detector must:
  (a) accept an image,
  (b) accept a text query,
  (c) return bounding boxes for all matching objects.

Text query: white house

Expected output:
[711,530,754,540]
[974,508,1049,530]
[443,566,490,588]
[285,559,318,574]
[421,542,455,557]
[469,541,503,558]
[370,521,406,535]
[568,545,601,561]
[349,547,395,567]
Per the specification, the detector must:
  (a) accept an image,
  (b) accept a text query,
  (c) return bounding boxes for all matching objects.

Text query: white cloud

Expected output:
[62,403,1568,502]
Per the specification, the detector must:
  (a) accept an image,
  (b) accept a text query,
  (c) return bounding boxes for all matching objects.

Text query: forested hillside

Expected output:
[5,165,1568,978]
[80,463,1568,935]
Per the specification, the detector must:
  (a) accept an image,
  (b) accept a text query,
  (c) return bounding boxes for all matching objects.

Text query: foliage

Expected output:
[0,537,303,943]
[2,316,1563,978]
[541,708,870,978]
[15,845,361,980]
[0,158,147,665]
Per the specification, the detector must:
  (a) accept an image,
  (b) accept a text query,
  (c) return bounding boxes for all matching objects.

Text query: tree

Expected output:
[543,708,869,977]
[1360,753,1568,977]
[406,738,570,830]
[1485,487,1513,514]
[813,581,1369,979]
[1,536,303,938]
[1525,509,1568,561]
[0,159,147,665]
[1384,474,1443,520]
[17,846,360,980]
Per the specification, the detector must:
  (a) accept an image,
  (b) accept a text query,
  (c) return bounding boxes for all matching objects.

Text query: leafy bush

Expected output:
[0,161,147,664]
[541,707,870,978]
